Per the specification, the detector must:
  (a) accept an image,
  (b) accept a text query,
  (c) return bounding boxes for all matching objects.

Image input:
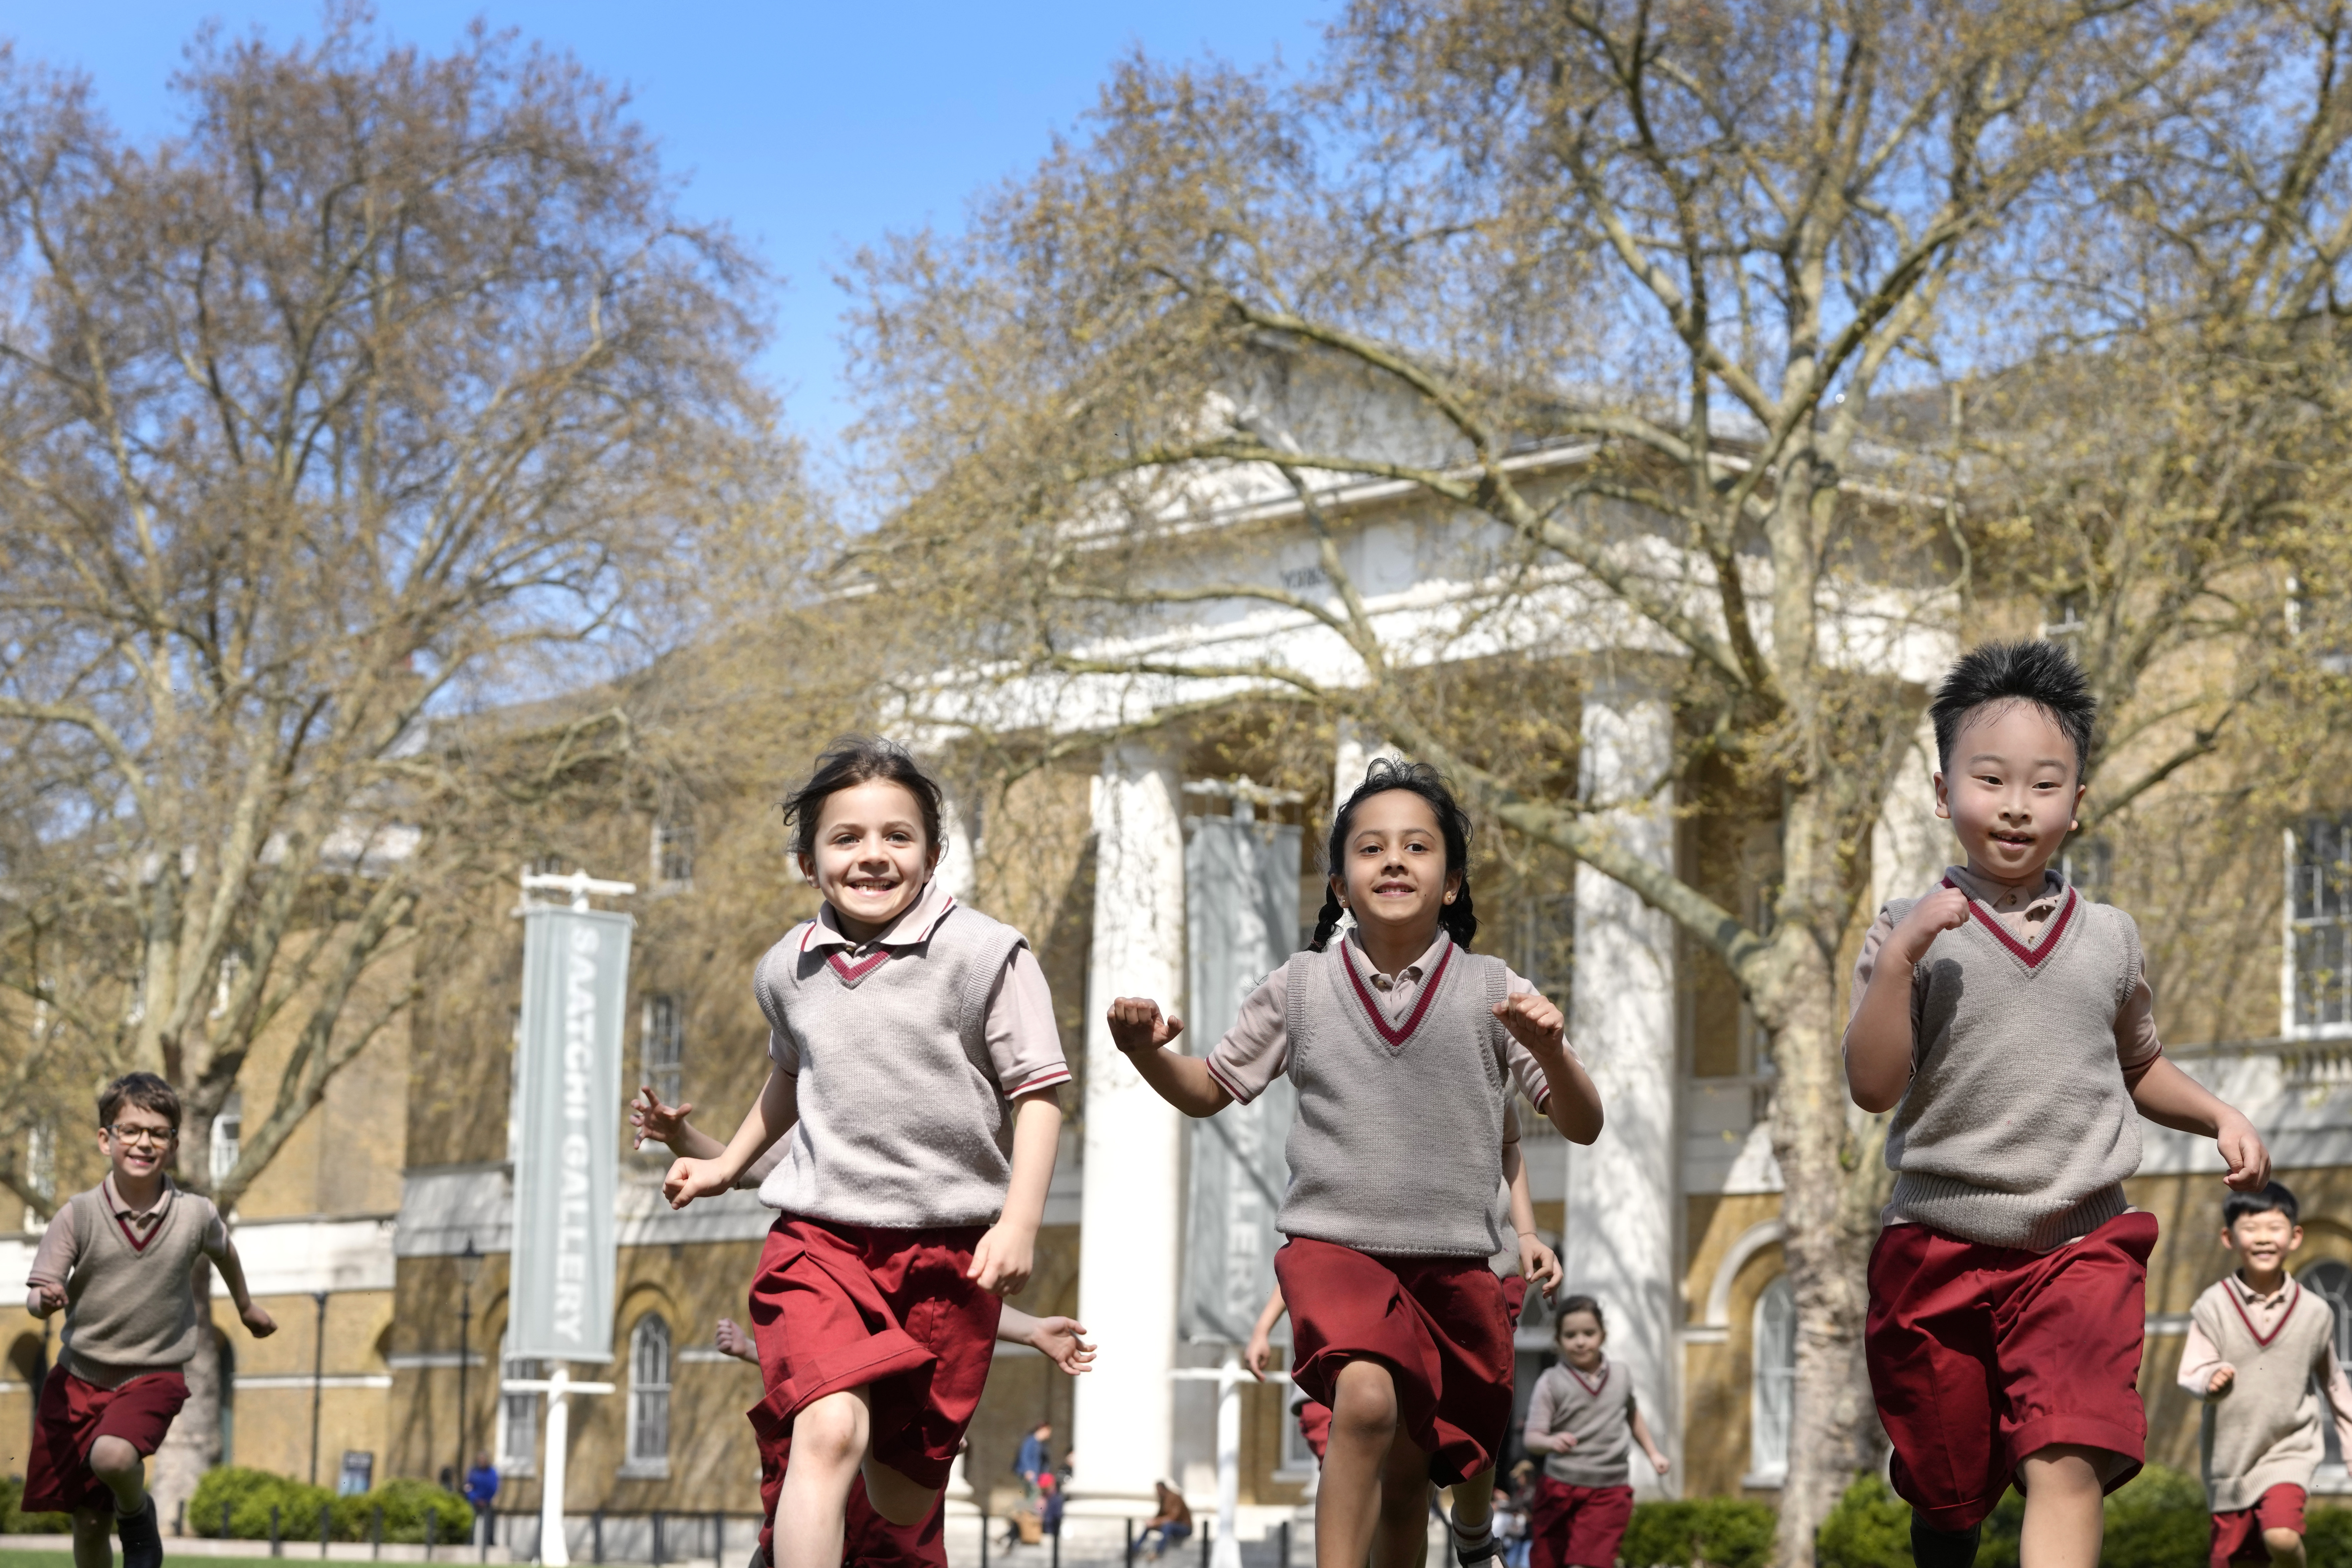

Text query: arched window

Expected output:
[495,1331,540,1479]
[624,1315,672,1476]
[1749,1276,1797,1486]
[2304,1260,2352,1467]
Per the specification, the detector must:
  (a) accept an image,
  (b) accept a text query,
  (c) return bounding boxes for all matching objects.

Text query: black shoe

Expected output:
[1453,1538,1501,1567]
[116,1495,163,1568]
[1909,1517,1980,1568]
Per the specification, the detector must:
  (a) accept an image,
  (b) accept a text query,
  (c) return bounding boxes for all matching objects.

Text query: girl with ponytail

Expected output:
[1106,755,1603,1568]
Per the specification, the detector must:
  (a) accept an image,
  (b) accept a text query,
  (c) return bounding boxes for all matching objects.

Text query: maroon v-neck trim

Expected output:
[2225,1279,2301,1348]
[1943,877,2078,970]
[1567,1360,1609,1397]
[827,950,892,985]
[1341,940,1455,1050]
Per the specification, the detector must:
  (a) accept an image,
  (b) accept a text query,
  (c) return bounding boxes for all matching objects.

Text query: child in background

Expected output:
[1847,642,2270,1568]
[1110,758,1603,1568]
[663,738,1069,1568]
[23,1073,278,1568]
[2177,1183,2352,1568]
[1520,1297,1669,1568]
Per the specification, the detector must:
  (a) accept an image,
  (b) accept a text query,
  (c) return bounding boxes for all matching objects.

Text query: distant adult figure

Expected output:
[462,1453,500,1512]
[1014,1422,1052,1488]
[1140,1483,1192,1560]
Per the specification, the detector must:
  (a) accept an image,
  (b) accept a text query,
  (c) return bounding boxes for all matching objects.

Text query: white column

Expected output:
[1331,719,1401,819]
[1567,682,1680,1498]
[1069,742,1187,1509]
[1871,718,1949,914]
[937,795,979,903]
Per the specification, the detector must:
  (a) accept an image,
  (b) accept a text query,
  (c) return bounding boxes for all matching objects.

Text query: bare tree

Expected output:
[0,16,774,1511]
[843,3,2352,1558]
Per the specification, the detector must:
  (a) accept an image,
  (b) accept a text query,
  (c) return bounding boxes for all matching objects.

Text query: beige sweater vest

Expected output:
[2192,1279,2337,1511]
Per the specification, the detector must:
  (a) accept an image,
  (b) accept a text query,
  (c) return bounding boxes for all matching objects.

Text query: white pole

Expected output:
[1213,1354,1242,1568]
[539,1365,571,1568]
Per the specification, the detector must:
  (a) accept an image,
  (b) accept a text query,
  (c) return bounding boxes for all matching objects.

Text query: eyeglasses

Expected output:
[104,1124,177,1147]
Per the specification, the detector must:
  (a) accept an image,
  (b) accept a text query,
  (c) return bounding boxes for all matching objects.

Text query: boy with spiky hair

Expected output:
[22,1073,277,1568]
[1846,640,2270,1568]
[2178,1181,2352,1568]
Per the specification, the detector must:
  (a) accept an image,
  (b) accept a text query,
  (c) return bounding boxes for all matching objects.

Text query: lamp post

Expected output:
[309,1290,329,1486]
[456,1238,483,1486]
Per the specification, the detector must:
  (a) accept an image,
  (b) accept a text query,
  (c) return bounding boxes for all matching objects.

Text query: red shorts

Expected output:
[1274,1236,1514,1486]
[1527,1477,1634,1568]
[1503,1275,1529,1327]
[1865,1209,2157,1531]
[2210,1484,2307,1567]
[746,1215,1001,1492]
[1295,1398,1331,1462]
[23,1369,190,1514]
[754,1432,945,1568]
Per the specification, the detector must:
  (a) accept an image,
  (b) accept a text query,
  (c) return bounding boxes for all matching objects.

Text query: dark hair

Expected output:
[1554,1295,1605,1333]
[2224,1181,2300,1229]
[1309,757,1478,952]
[1929,640,2097,779]
[781,737,945,864]
[99,1071,182,1131]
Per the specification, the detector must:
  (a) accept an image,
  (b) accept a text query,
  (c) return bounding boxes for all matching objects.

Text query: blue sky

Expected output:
[4,2,1333,447]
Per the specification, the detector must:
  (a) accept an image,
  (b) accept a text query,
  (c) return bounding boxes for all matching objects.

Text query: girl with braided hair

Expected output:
[1108,756,1601,1568]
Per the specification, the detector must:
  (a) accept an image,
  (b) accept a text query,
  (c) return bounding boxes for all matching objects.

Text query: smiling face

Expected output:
[1933,700,2087,884]
[100,1101,178,1189]
[1332,790,1461,949]
[2222,1207,2303,1280]
[798,778,940,942]
[1555,1309,1605,1370]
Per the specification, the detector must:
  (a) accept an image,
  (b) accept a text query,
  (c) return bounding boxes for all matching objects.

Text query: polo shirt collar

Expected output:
[2228,1271,2295,1306]
[1344,927,1452,986]
[1945,863,2066,912]
[805,877,956,955]
[103,1174,177,1225]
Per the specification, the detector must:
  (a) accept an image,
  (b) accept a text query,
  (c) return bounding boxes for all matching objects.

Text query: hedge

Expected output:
[0,1474,70,1534]
[190,1467,472,1545]
[1622,1496,1777,1568]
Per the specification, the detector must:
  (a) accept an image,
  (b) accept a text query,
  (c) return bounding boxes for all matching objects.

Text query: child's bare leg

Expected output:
[87,1437,145,1513]
[860,1459,941,1529]
[2264,1528,2307,1568]
[1317,1361,1402,1568]
[69,1503,113,1568]
[774,1388,869,1568]
[1370,1426,1433,1568]
[2015,1446,2105,1568]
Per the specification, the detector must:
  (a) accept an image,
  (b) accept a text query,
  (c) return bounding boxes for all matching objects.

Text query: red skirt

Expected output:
[1273,1236,1514,1486]
[746,1215,1001,1491]
[1528,1478,1633,1568]
[23,1369,190,1513]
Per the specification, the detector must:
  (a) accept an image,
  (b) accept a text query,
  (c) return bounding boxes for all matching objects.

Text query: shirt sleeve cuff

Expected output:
[1007,1065,1072,1098]
[1204,1056,1254,1105]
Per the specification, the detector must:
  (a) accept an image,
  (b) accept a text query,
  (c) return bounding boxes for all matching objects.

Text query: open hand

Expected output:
[714,1317,758,1365]
[630,1086,693,1151]
[1518,1234,1562,1301]
[1895,888,1970,964]
[1493,991,1567,1055]
[664,1156,732,1210]
[1025,1316,1096,1376]
[242,1302,278,1337]
[969,1220,1036,1296]
[2217,1116,2271,1193]
[1107,997,1184,1054]
[2208,1363,2236,1396]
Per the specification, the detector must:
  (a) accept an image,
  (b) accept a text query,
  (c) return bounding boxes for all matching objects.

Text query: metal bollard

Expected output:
[223,1501,234,1541]
[482,1505,495,1565]
[425,1507,438,1561]
[591,1509,604,1566]
[979,1506,989,1568]
[652,1508,664,1568]
[176,1501,186,1538]
[270,1503,283,1558]
[711,1511,723,1568]
[372,1505,384,1559]
[322,1506,333,1557]
[1125,1519,1135,1568]
[1198,1520,1210,1568]
[1279,1521,1291,1568]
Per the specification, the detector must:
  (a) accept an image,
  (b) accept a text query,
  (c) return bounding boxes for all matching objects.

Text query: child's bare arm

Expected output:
[663,1065,797,1209]
[1003,1308,1096,1376]
[1494,991,1602,1143]
[1629,1404,1670,1474]
[216,1241,277,1337]
[1105,998,1234,1116]
[630,1086,724,1160]
[1845,892,1969,1112]
[969,1091,1063,1295]
[1245,1285,1287,1378]
[2128,1058,2268,1190]
[1503,1138,1561,1300]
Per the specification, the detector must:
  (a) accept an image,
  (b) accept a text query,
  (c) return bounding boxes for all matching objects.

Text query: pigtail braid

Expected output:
[1308,888,1345,952]
[1441,879,1479,949]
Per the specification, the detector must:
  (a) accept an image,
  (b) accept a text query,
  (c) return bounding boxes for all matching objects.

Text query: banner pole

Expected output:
[539,1366,571,1568]
[1212,1354,1242,1568]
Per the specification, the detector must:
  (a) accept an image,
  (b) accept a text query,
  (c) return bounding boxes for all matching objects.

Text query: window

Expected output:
[496,1346,541,1477]
[1510,893,1575,998]
[624,1316,672,1475]
[2306,1261,2352,1468]
[1749,1276,1797,1485]
[651,818,694,887]
[210,1093,242,1186]
[2062,836,2114,904]
[2289,816,2352,1034]
[18,1122,51,1235]
[642,995,684,1107]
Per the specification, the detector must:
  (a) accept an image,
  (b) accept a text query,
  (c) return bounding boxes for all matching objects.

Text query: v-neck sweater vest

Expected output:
[752,905,1031,1228]
[1276,939,1512,1257]
[1526,1359,1636,1487]
[45,1181,227,1385]
[2191,1278,2338,1511]
[1880,882,2147,1251]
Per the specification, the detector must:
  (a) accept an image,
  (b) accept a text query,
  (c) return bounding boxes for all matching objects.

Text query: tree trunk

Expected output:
[152,1265,222,1532]
[1763,939,1884,1568]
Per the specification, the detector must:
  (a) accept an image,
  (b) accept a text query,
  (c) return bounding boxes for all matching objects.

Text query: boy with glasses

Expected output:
[22,1072,276,1568]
